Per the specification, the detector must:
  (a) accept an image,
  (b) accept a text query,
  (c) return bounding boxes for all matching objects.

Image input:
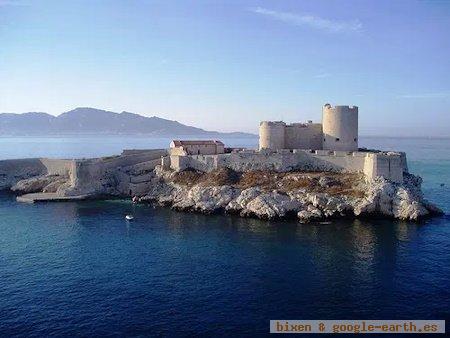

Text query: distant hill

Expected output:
[0,107,256,137]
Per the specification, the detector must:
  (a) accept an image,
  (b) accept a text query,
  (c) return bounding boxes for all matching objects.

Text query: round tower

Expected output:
[322,104,358,151]
[259,121,286,150]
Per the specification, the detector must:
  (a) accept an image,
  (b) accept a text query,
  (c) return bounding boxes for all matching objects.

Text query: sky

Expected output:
[0,0,449,136]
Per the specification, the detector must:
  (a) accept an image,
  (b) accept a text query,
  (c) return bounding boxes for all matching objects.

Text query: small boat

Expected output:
[125,215,134,221]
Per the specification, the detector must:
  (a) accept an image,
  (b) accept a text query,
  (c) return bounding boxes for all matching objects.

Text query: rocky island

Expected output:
[0,103,443,222]
[142,167,442,222]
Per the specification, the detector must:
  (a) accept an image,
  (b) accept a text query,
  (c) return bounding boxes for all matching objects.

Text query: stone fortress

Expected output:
[259,104,358,151]
[167,104,406,184]
[0,103,408,203]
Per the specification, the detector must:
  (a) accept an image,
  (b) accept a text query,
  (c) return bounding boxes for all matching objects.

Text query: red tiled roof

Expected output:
[171,140,224,146]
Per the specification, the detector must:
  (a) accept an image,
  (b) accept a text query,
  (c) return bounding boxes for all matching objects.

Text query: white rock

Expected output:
[12,175,66,194]
[242,192,300,219]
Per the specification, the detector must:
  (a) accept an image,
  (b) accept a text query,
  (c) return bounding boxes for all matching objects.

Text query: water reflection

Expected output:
[395,221,418,242]
[2,191,449,335]
[7,194,429,296]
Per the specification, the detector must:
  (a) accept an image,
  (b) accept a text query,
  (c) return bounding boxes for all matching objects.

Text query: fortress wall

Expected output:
[169,150,405,183]
[364,153,403,183]
[289,150,367,173]
[161,156,171,169]
[399,152,408,173]
[0,159,47,189]
[0,158,78,189]
[284,123,323,150]
[169,147,187,156]
[170,151,367,174]
[322,105,358,151]
[170,155,183,171]
[39,158,75,177]
[121,149,165,156]
[172,154,219,172]
[67,150,168,196]
[98,149,167,170]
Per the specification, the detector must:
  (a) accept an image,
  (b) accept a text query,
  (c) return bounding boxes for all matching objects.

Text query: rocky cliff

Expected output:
[9,161,442,222]
[136,167,442,222]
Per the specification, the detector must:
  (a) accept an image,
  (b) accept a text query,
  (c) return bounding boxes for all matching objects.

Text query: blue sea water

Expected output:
[0,137,449,336]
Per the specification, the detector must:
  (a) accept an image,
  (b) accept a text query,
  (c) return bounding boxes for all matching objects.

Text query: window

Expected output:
[323,138,326,142]
[335,138,340,141]
[354,138,357,142]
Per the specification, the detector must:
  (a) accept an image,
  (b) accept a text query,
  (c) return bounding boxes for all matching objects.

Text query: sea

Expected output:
[0,136,449,336]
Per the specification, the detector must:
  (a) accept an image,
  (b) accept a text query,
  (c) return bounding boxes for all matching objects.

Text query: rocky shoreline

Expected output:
[7,164,443,223]
[135,167,442,223]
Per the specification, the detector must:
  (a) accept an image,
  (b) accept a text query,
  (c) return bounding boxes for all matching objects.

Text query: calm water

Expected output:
[0,137,449,336]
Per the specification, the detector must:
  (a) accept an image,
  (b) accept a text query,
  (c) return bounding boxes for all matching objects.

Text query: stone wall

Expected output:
[170,143,225,156]
[169,149,407,183]
[40,158,76,180]
[0,159,45,189]
[259,121,323,151]
[363,152,405,183]
[67,149,168,196]
[285,123,323,150]
[0,158,76,189]
[122,149,165,156]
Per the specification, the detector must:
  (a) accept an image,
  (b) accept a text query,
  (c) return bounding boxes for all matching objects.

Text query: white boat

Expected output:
[125,215,134,221]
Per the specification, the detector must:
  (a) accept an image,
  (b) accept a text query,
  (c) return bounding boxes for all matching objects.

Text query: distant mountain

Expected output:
[0,107,256,137]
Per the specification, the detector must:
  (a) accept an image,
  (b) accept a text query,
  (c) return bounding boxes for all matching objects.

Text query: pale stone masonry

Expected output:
[0,102,408,204]
[259,103,358,152]
[322,104,358,151]
[167,103,407,183]
[259,121,323,150]
[169,140,225,156]
[168,149,406,183]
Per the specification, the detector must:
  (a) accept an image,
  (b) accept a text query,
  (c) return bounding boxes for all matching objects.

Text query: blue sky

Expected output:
[0,0,449,136]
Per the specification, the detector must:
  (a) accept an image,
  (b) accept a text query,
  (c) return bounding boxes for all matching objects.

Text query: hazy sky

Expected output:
[1,0,449,136]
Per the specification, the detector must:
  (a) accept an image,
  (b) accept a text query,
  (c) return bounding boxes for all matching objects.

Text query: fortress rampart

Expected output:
[0,150,168,197]
[168,149,407,183]
[0,103,409,201]
[259,121,323,151]
[67,149,167,196]
[1,146,408,203]
[259,103,359,152]
[0,158,75,189]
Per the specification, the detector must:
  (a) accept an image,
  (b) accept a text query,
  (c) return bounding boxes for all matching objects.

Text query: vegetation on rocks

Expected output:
[171,167,366,197]
[10,165,442,223]
[141,167,443,223]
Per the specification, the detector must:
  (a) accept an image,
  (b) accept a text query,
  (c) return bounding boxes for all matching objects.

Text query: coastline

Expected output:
[3,159,443,223]
[135,167,443,223]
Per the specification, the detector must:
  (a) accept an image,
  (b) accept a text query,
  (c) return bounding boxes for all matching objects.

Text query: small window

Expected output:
[323,138,326,142]
[354,138,357,142]
[336,138,340,141]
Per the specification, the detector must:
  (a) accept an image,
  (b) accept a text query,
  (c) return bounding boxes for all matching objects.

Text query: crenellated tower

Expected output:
[322,104,358,151]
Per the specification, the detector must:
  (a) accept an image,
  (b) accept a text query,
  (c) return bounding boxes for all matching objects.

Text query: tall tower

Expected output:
[259,121,286,150]
[322,104,358,151]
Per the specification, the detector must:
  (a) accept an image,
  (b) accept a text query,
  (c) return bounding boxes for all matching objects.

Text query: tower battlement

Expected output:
[259,103,359,152]
[322,104,359,151]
